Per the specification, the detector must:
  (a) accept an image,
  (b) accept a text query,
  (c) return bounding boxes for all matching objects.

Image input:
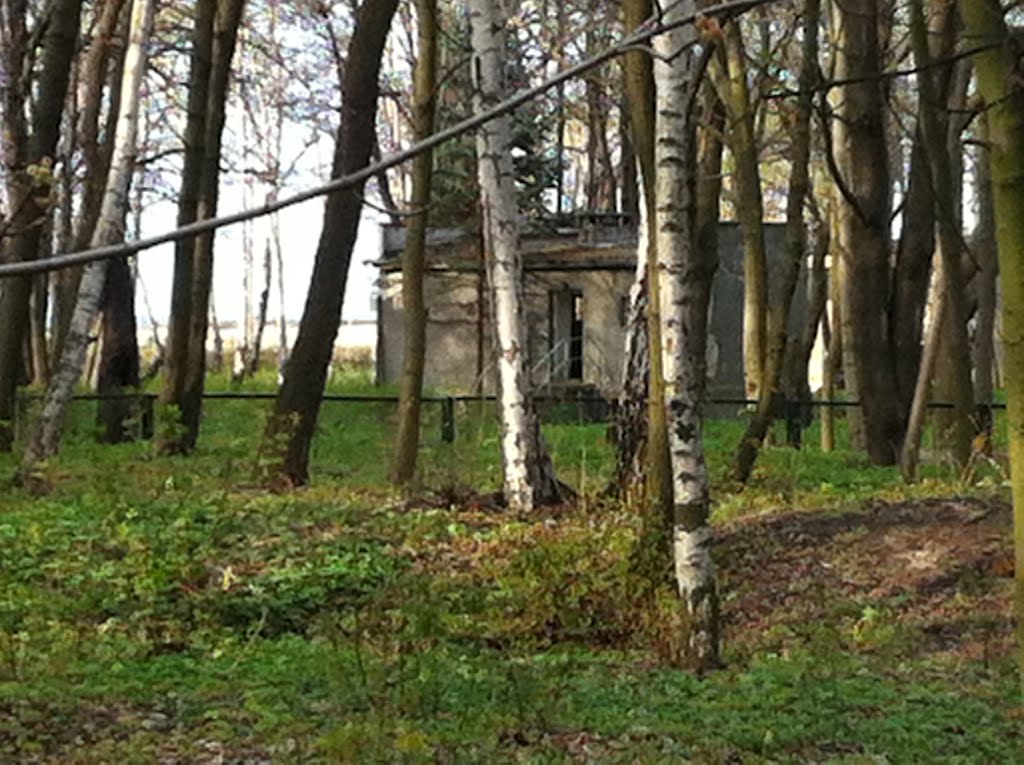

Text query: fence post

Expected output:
[441,397,456,443]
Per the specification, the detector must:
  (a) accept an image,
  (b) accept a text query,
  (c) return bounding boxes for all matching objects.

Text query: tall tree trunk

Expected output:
[468,0,562,512]
[159,0,215,451]
[0,0,84,451]
[889,133,934,412]
[972,113,998,438]
[654,0,720,669]
[21,0,154,470]
[911,0,973,467]
[29,275,49,386]
[612,208,648,496]
[622,0,673,578]
[900,252,944,481]
[97,252,140,442]
[391,0,437,486]
[783,217,829,436]
[54,0,130,364]
[833,0,904,464]
[180,0,246,442]
[260,0,398,486]
[960,0,1024,686]
[247,238,272,375]
[159,0,245,453]
[732,0,819,482]
[710,23,766,401]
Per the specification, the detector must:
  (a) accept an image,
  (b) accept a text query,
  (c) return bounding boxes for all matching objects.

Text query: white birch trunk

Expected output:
[469,0,560,512]
[652,1,720,666]
[22,0,156,469]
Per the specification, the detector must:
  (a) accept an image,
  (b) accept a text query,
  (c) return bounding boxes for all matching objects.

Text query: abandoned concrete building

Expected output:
[375,215,793,400]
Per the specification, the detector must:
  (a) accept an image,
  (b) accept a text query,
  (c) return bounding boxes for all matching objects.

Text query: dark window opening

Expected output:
[549,289,584,382]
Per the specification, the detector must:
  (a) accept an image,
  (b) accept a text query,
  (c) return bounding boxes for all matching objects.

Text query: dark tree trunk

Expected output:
[0,0,84,451]
[261,0,398,487]
[159,0,215,452]
[97,255,140,442]
[889,133,935,413]
[732,0,819,482]
[159,0,245,453]
[834,0,905,464]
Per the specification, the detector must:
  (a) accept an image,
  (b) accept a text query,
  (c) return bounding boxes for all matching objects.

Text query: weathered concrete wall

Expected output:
[377,221,798,399]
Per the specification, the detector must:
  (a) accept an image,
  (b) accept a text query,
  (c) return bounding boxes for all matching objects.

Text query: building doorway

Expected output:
[549,288,584,381]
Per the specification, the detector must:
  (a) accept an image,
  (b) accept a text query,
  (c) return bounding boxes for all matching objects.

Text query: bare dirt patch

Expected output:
[717,496,1014,661]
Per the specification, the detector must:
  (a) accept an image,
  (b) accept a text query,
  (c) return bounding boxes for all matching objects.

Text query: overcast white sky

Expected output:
[135,196,383,329]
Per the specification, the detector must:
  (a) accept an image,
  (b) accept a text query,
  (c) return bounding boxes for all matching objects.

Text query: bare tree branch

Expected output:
[0,0,771,279]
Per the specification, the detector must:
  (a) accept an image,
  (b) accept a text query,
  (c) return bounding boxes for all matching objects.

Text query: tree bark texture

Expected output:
[469,0,562,512]
[910,0,973,468]
[0,0,84,451]
[900,252,944,481]
[391,0,438,486]
[97,252,140,443]
[833,0,904,464]
[960,0,1024,686]
[732,0,818,482]
[972,113,998,437]
[53,0,130,364]
[21,0,154,469]
[261,0,398,486]
[622,0,673,577]
[710,22,766,401]
[612,207,648,497]
[653,0,720,669]
[158,0,216,452]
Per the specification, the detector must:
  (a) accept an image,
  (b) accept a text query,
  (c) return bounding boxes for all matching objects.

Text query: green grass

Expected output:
[0,371,1019,762]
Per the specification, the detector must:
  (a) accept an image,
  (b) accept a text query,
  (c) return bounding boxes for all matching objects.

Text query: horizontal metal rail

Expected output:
[13,390,1007,447]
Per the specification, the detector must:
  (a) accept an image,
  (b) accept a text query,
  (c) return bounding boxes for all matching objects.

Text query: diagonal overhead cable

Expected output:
[0,0,770,279]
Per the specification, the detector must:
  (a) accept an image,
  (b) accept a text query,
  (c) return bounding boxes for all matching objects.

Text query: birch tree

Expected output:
[468,0,563,512]
[21,0,156,470]
[653,0,719,667]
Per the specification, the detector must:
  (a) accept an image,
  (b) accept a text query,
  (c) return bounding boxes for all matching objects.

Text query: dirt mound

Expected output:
[717,496,1014,661]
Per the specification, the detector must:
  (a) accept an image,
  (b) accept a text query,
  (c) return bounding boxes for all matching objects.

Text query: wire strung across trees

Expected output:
[0,0,772,280]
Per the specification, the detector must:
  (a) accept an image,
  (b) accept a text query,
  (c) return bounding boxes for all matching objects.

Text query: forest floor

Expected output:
[0,373,1020,763]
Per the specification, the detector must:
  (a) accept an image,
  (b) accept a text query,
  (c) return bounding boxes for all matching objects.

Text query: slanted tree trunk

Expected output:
[391,0,437,486]
[732,0,819,482]
[21,0,154,470]
[0,0,84,451]
[833,0,904,464]
[900,252,945,481]
[260,0,398,486]
[960,0,1024,684]
[653,0,719,669]
[782,217,829,440]
[468,0,562,512]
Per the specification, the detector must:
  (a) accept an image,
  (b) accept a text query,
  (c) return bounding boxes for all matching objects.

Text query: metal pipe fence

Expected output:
[13,390,1007,447]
